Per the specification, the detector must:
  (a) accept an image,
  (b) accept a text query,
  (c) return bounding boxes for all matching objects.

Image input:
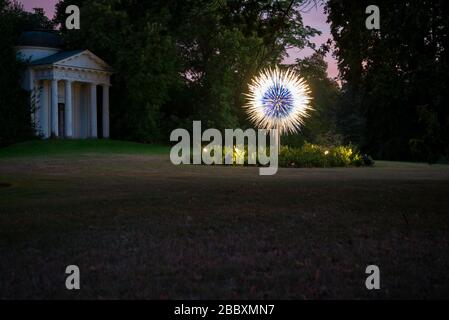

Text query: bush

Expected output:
[0,2,37,147]
[193,142,371,168]
[279,143,367,168]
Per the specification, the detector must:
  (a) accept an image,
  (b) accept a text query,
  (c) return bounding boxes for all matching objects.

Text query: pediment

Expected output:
[55,50,111,72]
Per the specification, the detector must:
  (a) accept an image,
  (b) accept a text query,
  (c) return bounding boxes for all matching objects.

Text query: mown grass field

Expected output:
[0,139,170,158]
[0,140,449,299]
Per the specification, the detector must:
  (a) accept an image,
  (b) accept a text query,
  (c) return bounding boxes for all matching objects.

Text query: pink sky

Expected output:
[286,5,338,79]
[19,0,338,78]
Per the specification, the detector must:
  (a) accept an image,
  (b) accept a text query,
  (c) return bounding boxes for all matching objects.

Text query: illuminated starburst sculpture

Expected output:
[244,67,312,135]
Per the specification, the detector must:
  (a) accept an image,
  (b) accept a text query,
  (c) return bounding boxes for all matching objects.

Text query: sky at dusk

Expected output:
[18,0,338,78]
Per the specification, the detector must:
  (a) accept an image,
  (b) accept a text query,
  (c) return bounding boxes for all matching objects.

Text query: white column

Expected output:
[40,81,49,138]
[51,79,59,137]
[102,85,110,138]
[29,70,35,125]
[90,83,97,138]
[31,80,37,131]
[65,80,73,138]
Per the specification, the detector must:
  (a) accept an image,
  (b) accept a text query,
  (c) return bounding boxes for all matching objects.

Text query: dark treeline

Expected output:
[326,0,449,162]
[1,0,448,162]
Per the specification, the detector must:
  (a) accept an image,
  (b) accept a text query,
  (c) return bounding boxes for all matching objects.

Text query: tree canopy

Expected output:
[326,0,449,162]
[0,0,54,146]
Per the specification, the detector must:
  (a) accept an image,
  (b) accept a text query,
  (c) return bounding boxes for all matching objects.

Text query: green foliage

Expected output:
[191,144,266,166]
[0,1,53,147]
[289,52,342,147]
[326,0,449,162]
[409,105,446,163]
[279,143,364,168]
[195,142,365,168]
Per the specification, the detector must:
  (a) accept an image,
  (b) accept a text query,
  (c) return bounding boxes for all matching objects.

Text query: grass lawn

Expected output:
[1,140,449,299]
[0,139,170,158]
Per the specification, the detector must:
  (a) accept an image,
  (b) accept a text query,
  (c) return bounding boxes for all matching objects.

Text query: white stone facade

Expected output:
[17,44,112,139]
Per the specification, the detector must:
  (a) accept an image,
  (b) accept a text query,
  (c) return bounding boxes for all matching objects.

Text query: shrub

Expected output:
[194,143,370,168]
[279,143,366,168]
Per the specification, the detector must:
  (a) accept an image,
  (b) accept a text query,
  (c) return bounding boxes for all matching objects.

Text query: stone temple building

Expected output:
[16,30,112,139]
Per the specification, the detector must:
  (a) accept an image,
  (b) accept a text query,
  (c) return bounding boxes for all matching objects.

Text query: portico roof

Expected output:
[31,50,85,66]
[30,49,112,85]
[31,49,112,72]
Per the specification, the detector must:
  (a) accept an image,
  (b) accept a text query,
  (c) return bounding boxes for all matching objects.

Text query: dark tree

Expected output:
[292,52,341,146]
[326,0,449,162]
[0,0,54,146]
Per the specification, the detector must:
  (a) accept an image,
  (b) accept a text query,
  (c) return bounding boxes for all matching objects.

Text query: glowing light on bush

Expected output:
[244,67,312,134]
